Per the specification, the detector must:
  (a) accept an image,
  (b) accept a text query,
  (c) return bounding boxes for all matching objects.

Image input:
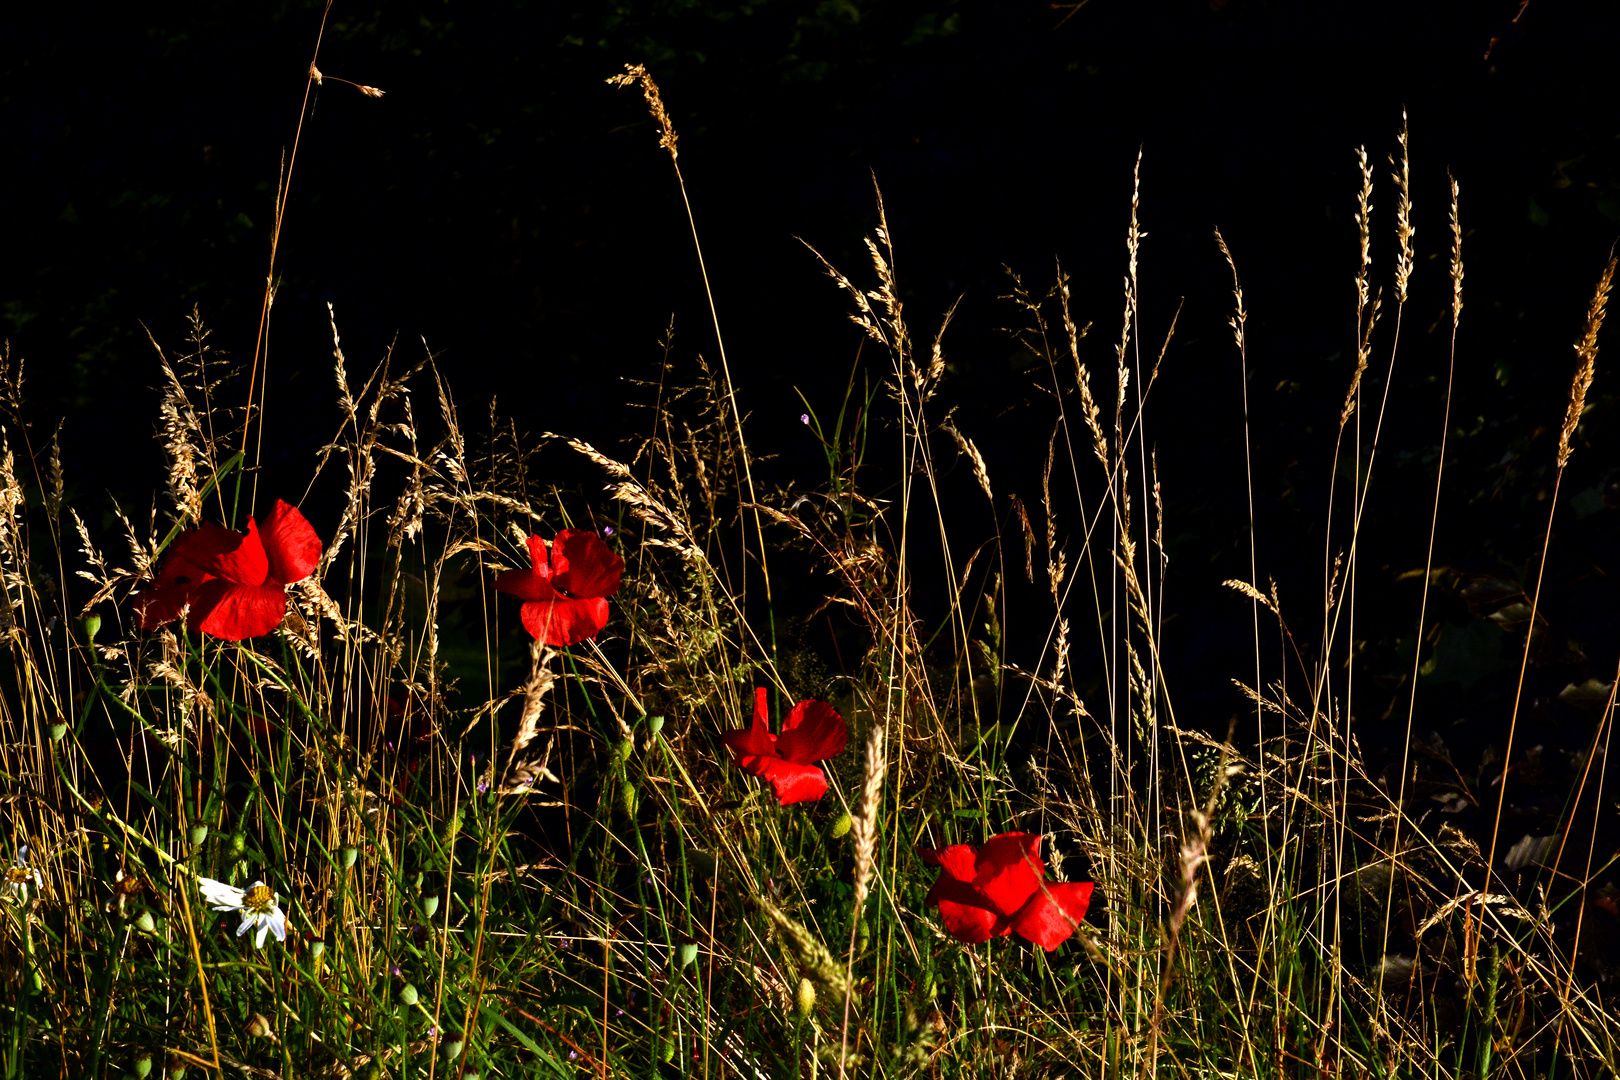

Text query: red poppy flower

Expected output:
[494,529,624,646]
[135,500,322,641]
[722,687,848,805]
[923,832,1094,950]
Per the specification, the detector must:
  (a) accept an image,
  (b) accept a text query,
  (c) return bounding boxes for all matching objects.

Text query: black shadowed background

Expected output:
[4,0,1620,782]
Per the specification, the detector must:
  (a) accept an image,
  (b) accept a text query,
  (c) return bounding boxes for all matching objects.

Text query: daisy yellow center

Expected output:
[6,866,31,884]
[243,884,275,911]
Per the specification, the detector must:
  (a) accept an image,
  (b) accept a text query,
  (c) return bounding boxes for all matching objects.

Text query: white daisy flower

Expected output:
[198,877,287,948]
[3,846,42,905]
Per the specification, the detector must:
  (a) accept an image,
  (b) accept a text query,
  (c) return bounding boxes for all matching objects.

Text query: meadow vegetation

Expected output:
[2,52,1620,1080]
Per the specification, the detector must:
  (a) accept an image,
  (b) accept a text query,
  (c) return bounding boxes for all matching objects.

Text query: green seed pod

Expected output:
[341,847,358,869]
[441,1038,465,1062]
[80,614,102,642]
[677,942,699,968]
[829,811,852,839]
[310,941,326,960]
[421,895,440,918]
[167,1066,187,1080]
[647,715,665,737]
[49,722,68,742]
[795,977,816,1019]
[133,1054,153,1079]
[134,910,156,933]
[188,825,208,847]
[398,983,419,1007]
[619,781,637,816]
[857,918,870,952]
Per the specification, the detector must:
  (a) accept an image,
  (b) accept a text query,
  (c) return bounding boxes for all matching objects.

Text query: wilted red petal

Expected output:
[519,596,608,646]
[974,833,1044,917]
[211,518,270,587]
[551,529,623,599]
[774,700,848,765]
[934,898,1004,944]
[259,500,322,584]
[189,580,288,640]
[755,757,829,805]
[722,688,778,762]
[1009,881,1095,951]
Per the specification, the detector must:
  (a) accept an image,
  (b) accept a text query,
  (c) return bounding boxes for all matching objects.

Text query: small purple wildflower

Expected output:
[603,525,615,537]
[389,963,402,977]
[569,1050,579,1061]
[800,413,810,425]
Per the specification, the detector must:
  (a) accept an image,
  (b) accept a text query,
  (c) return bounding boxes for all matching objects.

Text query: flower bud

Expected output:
[619,781,637,816]
[647,715,665,737]
[422,895,440,918]
[795,977,816,1018]
[676,942,699,968]
[341,847,358,869]
[310,941,326,960]
[189,825,208,846]
[227,834,246,858]
[829,811,852,839]
[614,738,635,764]
[80,614,102,642]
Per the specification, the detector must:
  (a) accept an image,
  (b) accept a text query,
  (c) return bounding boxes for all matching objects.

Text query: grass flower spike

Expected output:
[923,832,1093,950]
[134,499,322,640]
[495,528,624,646]
[198,877,287,949]
[722,688,848,805]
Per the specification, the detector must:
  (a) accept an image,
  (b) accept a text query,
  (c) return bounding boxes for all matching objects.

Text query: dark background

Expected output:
[5,0,1620,764]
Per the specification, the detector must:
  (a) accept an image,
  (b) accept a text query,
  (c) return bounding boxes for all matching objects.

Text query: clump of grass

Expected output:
[2,53,1619,1080]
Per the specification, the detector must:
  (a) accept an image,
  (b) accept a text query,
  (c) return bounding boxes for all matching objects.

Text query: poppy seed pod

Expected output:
[677,942,699,967]
[398,983,419,1006]
[647,714,665,737]
[795,977,816,1018]
[134,1054,153,1078]
[422,895,440,918]
[189,825,208,846]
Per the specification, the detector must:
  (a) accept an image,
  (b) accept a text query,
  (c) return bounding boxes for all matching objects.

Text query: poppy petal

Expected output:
[496,566,556,602]
[159,524,240,586]
[551,529,624,599]
[189,580,288,640]
[211,518,271,587]
[755,757,829,805]
[259,500,322,584]
[974,833,1044,917]
[921,844,980,883]
[934,898,1004,944]
[135,583,200,630]
[774,700,848,765]
[519,596,608,646]
[1009,881,1095,951]
[721,687,777,761]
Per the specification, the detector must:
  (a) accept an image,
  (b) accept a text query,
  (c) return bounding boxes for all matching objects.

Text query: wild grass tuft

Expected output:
[2,54,1619,1080]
